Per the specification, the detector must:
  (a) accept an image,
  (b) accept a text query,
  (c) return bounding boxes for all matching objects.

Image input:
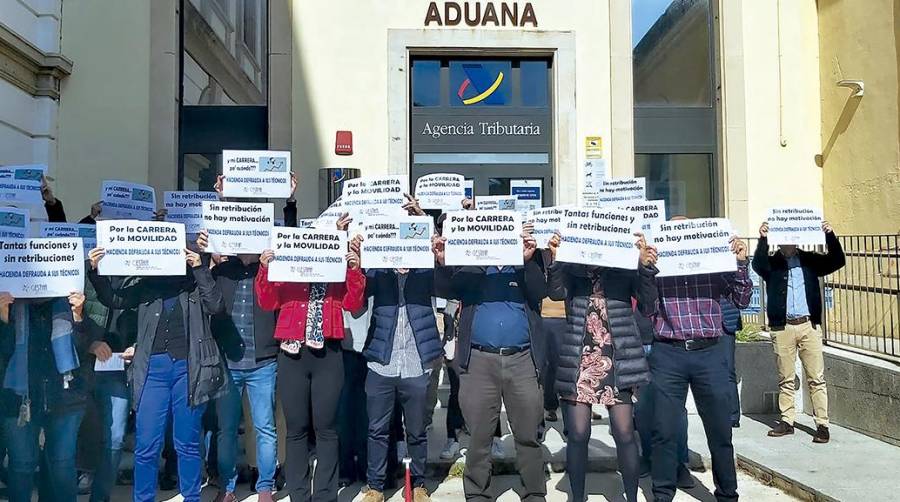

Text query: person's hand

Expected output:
[184,248,202,268]
[259,249,275,268]
[822,220,834,234]
[0,292,14,324]
[121,345,136,362]
[346,251,361,271]
[759,222,769,238]
[431,235,447,266]
[523,221,534,236]
[636,233,658,267]
[41,176,56,205]
[401,194,425,216]
[548,232,561,261]
[288,172,298,202]
[89,341,113,362]
[68,291,85,321]
[153,208,168,222]
[214,174,225,198]
[523,233,537,262]
[350,234,363,256]
[90,201,102,219]
[462,198,474,210]
[336,212,352,231]
[196,230,209,253]
[88,247,106,270]
[730,236,748,262]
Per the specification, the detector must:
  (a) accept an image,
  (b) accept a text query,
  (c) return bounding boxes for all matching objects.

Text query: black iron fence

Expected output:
[739,235,900,362]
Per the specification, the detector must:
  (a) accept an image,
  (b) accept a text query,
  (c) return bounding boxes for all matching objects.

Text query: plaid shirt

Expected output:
[654,263,753,341]
[228,275,261,370]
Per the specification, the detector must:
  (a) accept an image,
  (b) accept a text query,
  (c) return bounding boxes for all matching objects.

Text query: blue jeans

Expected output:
[3,409,84,502]
[216,360,278,493]
[90,372,130,502]
[134,354,207,502]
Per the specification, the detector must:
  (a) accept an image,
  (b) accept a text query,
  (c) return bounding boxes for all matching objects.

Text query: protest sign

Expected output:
[529,206,572,248]
[341,175,408,221]
[766,207,825,246]
[164,191,219,234]
[443,210,523,266]
[268,228,347,283]
[360,216,434,269]
[651,218,736,277]
[415,174,465,212]
[614,200,666,238]
[475,195,517,211]
[556,208,640,269]
[222,150,292,198]
[201,201,273,255]
[597,177,646,205]
[510,180,542,214]
[464,179,474,200]
[297,218,316,228]
[96,221,186,276]
[40,222,96,258]
[0,238,84,298]
[101,180,156,221]
[0,207,29,239]
[0,165,44,206]
[314,198,345,229]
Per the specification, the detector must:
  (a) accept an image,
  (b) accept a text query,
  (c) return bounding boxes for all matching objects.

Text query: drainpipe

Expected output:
[776,0,787,147]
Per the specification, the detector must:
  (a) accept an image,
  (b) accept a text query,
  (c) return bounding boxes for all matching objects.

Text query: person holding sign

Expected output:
[354,196,442,502]
[255,214,365,502]
[0,290,102,502]
[649,219,751,502]
[86,246,228,502]
[546,232,659,502]
[753,221,845,444]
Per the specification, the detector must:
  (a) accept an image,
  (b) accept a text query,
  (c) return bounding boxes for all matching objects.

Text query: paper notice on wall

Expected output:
[415,174,466,212]
[0,238,84,298]
[475,195,517,211]
[585,136,603,159]
[652,218,736,277]
[597,177,646,206]
[101,180,156,221]
[556,208,640,270]
[0,207,29,239]
[613,200,667,239]
[360,216,434,269]
[40,222,96,258]
[95,221,186,276]
[201,201,274,255]
[529,206,572,248]
[443,210,523,266]
[222,150,292,198]
[582,158,607,207]
[510,180,542,214]
[0,165,45,207]
[268,228,347,283]
[164,191,219,234]
[341,175,408,221]
[766,207,825,246]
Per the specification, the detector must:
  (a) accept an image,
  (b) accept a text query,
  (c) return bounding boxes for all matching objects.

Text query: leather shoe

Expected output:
[812,425,830,444]
[676,464,695,489]
[767,421,795,437]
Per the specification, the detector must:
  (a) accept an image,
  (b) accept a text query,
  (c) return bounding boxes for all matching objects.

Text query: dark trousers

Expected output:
[3,410,84,502]
[649,340,737,502]
[365,371,430,491]
[338,350,368,482]
[723,334,741,423]
[542,318,566,412]
[424,358,465,440]
[278,342,344,502]
[459,349,546,502]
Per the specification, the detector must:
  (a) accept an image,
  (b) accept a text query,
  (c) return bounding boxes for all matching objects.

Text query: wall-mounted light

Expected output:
[837,80,865,98]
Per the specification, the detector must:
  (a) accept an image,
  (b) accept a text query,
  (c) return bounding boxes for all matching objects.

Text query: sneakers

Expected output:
[413,487,432,502]
[767,421,795,437]
[77,472,93,495]
[361,489,385,502]
[280,340,301,355]
[813,425,830,444]
[491,437,504,458]
[440,439,461,460]
[676,464,695,489]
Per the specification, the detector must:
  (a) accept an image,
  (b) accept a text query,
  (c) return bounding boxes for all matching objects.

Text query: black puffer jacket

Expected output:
[548,262,658,398]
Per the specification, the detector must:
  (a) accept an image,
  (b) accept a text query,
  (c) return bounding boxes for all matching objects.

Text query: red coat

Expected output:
[255,266,366,342]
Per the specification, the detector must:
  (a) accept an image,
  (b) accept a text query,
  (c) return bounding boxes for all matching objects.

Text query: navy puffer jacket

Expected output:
[548,262,658,398]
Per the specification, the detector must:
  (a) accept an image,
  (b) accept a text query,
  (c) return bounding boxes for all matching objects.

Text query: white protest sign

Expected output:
[415,174,465,212]
[360,216,434,269]
[443,210,523,266]
[314,198,345,229]
[341,175,408,221]
[40,223,96,258]
[614,200,667,239]
[475,195,517,211]
[557,208,640,270]
[597,177,646,206]
[164,191,219,234]
[0,207,29,239]
[510,180,542,214]
[222,150,292,198]
[297,218,316,228]
[201,201,273,255]
[652,218,736,277]
[529,205,572,249]
[0,164,45,207]
[96,221,186,276]
[0,238,84,298]
[101,180,156,221]
[268,228,347,283]
[766,207,825,246]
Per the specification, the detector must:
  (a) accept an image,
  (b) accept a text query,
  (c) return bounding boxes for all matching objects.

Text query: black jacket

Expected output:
[548,263,658,397]
[752,232,845,329]
[89,265,228,409]
[443,257,548,377]
[211,259,279,364]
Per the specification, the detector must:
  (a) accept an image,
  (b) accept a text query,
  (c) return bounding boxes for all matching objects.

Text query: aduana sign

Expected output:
[424,2,538,27]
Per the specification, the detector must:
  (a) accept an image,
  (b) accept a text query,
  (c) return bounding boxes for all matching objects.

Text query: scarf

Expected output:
[304,283,327,349]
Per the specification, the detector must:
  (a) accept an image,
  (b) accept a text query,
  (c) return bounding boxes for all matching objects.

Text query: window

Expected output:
[635,153,714,218]
[242,0,258,57]
[412,60,441,107]
[520,60,549,107]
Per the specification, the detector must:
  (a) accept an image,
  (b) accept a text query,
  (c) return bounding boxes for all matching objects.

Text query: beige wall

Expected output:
[817,0,900,235]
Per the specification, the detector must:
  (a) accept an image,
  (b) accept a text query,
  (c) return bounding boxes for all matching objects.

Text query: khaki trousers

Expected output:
[772,322,829,426]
